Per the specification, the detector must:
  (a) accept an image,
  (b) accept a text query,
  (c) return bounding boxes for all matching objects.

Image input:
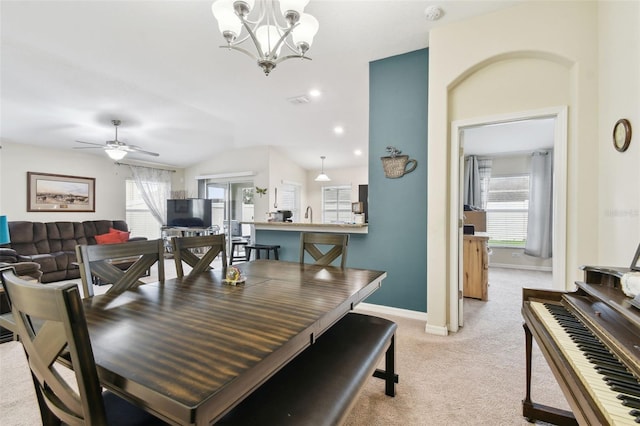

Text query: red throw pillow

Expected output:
[95,228,130,244]
[95,232,123,244]
[109,228,130,242]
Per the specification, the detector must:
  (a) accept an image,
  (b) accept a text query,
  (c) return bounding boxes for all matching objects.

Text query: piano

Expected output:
[522,265,640,425]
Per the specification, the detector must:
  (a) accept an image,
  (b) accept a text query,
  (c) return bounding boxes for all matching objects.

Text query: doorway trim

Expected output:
[449,106,568,332]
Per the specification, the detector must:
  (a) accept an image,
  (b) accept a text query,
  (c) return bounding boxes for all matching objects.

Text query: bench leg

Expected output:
[372,334,398,396]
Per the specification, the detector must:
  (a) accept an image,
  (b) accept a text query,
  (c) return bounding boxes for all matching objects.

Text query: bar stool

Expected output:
[245,244,280,261]
[230,238,249,265]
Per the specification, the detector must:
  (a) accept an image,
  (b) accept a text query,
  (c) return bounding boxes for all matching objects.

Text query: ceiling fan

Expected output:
[74,120,159,160]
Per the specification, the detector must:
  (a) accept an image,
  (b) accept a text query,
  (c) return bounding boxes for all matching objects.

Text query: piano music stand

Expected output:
[630,242,640,271]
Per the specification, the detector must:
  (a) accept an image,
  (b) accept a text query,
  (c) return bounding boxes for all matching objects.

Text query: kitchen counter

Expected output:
[244,222,369,234]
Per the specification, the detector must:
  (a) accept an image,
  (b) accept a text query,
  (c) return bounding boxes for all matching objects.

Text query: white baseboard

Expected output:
[355,302,428,322]
[355,303,449,335]
[489,263,552,272]
[424,324,449,336]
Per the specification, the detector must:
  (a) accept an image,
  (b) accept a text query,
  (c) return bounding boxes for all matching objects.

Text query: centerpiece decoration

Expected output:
[224,265,246,285]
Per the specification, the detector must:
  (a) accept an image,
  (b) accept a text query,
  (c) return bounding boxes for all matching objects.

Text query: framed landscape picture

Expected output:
[28,172,95,212]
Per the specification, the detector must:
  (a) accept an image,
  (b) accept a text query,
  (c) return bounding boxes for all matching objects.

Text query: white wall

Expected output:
[427,1,602,331]
[1,142,127,222]
[597,0,640,266]
[0,141,183,225]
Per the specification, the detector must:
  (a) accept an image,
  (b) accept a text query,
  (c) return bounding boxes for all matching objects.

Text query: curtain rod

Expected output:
[115,161,176,173]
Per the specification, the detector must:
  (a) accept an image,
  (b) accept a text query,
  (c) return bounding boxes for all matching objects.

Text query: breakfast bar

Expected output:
[243,222,369,265]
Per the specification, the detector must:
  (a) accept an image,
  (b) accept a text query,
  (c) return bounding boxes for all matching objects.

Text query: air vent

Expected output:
[287,95,311,105]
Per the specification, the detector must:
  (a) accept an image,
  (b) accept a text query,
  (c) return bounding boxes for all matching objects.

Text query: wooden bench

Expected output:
[218,312,398,425]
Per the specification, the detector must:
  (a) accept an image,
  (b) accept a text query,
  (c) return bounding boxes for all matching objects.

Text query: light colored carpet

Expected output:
[345,267,570,425]
[0,265,570,425]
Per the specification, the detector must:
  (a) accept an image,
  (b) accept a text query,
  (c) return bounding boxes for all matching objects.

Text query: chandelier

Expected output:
[211,0,319,76]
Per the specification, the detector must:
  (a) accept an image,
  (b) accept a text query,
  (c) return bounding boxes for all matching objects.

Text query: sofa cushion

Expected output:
[83,220,129,245]
[19,253,58,273]
[8,222,47,255]
[45,222,87,252]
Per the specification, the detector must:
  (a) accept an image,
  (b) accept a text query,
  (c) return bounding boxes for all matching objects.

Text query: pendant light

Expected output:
[314,156,330,182]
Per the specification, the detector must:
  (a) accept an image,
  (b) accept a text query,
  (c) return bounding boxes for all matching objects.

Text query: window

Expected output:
[278,184,300,221]
[486,174,529,248]
[125,180,162,239]
[322,185,352,223]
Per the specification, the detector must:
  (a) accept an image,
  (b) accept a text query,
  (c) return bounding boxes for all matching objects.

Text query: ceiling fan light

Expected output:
[105,148,127,161]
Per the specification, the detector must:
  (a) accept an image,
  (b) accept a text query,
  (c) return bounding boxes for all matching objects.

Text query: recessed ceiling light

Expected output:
[333,126,344,135]
[354,149,362,156]
[309,89,322,98]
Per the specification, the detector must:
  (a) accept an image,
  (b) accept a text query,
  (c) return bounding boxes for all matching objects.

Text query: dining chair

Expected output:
[171,234,227,278]
[299,232,349,269]
[75,239,165,298]
[0,266,167,426]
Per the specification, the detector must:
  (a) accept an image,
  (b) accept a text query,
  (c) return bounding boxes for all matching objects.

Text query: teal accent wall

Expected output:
[256,48,429,312]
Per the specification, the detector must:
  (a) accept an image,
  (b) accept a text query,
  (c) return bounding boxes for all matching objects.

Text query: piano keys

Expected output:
[522,266,640,425]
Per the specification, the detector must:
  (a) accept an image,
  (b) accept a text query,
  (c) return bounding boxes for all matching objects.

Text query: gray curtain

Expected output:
[525,150,553,258]
[464,156,481,208]
[129,165,172,226]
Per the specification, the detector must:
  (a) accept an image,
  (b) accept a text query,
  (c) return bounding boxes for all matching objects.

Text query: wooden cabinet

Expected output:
[463,233,489,300]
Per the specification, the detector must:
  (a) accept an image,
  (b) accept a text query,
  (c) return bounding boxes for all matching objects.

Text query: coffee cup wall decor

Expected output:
[381,146,417,179]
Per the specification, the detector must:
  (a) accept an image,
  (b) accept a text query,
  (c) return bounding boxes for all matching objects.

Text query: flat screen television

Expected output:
[166,199,212,228]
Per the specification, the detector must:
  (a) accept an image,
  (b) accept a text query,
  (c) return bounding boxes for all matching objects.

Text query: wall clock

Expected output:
[613,118,632,152]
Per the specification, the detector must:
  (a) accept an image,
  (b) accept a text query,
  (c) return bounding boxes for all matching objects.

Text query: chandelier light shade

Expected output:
[314,156,331,182]
[0,215,10,245]
[211,0,319,76]
[105,148,127,161]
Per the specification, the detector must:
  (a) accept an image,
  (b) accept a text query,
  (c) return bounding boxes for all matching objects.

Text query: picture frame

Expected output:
[631,242,640,271]
[27,172,95,212]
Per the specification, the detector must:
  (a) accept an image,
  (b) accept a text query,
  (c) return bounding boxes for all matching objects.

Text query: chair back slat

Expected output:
[299,233,349,269]
[76,239,164,297]
[0,266,109,425]
[172,234,227,278]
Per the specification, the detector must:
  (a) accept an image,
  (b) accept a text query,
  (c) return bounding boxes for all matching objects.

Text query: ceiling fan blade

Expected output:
[123,145,160,157]
[73,146,102,150]
[75,140,105,147]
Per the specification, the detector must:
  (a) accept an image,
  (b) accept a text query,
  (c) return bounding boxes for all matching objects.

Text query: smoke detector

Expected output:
[425,5,444,21]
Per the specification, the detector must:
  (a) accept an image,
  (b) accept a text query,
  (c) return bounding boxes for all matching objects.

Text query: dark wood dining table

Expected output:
[82,259,387,425]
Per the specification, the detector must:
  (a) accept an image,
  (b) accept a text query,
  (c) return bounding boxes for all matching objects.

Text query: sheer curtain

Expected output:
[129,165,172,226]
[477,158,492,210]
[525,150,553,258]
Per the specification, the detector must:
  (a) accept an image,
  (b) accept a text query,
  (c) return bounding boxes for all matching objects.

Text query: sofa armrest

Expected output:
[0,248,18,263]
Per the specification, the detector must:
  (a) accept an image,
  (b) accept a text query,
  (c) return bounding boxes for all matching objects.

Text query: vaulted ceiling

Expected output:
[1,1,522,170]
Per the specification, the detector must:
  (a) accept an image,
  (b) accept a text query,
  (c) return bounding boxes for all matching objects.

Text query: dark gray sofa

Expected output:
[7,220,143,283]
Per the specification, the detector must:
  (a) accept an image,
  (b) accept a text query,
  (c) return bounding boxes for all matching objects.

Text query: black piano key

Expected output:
[619,396,640,410]
[605,375,640,389]
[611,384,640,398]
[597,366,639,382]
